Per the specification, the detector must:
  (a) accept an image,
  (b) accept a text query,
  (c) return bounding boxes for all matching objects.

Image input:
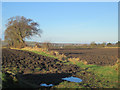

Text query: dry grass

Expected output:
[9,46,88,65]
[22,47,44,52]
[21,47,87,65]
[104,47,119,48]
[80,60,88,65]
[68,57,80,64]
[22,47,67,61]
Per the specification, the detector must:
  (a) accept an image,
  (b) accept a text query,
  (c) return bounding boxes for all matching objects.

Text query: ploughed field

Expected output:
[2,48,89,88]
[50,48,118,66]
[2,48,81,74]
[2,48,117,88]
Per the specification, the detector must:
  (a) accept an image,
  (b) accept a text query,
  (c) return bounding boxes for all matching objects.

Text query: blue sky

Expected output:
[2,2,118,43]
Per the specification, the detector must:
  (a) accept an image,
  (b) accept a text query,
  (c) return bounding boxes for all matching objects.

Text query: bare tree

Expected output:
[4,16,42,48]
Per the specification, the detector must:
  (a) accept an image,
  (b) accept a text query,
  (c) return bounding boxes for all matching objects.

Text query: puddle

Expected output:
[40,83,53,87]
[40,76,82,87]
[62,76,82,83]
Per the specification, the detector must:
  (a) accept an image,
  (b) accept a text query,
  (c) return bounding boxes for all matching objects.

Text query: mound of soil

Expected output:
[50,48,118,66]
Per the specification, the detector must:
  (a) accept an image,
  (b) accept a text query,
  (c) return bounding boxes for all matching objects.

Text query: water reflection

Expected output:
[62,76,82,83]
[40,83,53,87]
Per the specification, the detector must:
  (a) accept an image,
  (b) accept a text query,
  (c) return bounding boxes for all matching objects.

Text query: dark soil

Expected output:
[2,48,112,88]
[2,48,83,88]
[2,48,81,74]
[50,48,118,66]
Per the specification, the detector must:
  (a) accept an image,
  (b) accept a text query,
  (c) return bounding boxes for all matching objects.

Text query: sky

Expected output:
[2,2,118,43]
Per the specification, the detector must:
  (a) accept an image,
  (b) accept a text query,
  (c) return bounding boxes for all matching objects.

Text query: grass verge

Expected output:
[3,47,119,88]
[65,60,118,88]
[28,50,58,59]
[10,47,58,59]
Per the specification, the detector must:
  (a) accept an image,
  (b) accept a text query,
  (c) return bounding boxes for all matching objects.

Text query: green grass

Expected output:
[32,50,58,59]
[55,56,118,88]
[2,73,6,82]
[10,47,58,59]
[66,60,118,88]
[3,48,119,88]
[54,81,83,88]
[0,72,2,88]
[21,49,58,59]
[0,72,2,77]
[77,61,117,81]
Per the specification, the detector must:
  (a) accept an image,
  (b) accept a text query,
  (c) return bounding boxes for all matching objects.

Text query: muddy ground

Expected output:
[2,48,81,74]
[2,48,113,88]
